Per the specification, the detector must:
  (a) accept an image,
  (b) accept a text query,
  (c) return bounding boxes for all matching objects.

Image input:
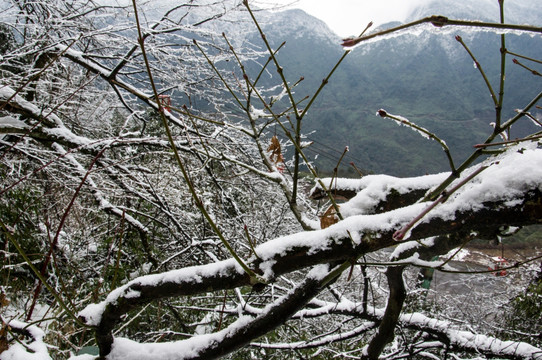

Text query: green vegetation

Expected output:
[263,23,542,176]
[505,266,542,347]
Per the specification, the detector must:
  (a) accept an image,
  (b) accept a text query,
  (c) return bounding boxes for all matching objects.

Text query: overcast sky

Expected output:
[264,0,428,37]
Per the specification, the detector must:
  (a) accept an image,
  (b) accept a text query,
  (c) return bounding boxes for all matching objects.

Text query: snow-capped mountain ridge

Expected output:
[405,0,542,25]
[243,1,542,176]
[261,9,340,45]
[139,1,541,176]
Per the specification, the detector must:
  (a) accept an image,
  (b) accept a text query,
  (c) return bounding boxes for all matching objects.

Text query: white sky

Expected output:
[263,0,428,37]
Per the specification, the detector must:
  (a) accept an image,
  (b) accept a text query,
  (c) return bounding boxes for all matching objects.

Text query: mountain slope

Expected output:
[251,4,542,177]
[406,0,542,24]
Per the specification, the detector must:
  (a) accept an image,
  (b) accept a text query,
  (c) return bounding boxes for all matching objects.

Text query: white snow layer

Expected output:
[78,258,244,326]
[71,143,542,359]
[0,116,28,130]
[296,299,542,359]
[312,171,448,217]
[0,320,52,360]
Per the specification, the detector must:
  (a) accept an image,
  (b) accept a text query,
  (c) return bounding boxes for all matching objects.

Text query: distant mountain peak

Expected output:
[405,0,542,24]
[261,9,341,45]
[195,7,341,49]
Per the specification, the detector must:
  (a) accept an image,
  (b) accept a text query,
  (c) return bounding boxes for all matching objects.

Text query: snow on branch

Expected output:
[310,172,447,215]
[77,145,542,359]
[1,320,52,360]
[401,312,542,360]
[55,44,200,134]
[0,86,92,147]
[80,264,332,359]
[278,296,542,360]
[0,85,194,155]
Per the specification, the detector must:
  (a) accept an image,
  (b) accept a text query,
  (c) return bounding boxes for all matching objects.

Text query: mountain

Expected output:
[406,0,542,24]
[240,3,542,177]
[261,8,340,45]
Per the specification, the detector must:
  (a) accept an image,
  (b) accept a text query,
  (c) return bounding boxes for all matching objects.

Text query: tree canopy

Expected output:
[1,1,541,359]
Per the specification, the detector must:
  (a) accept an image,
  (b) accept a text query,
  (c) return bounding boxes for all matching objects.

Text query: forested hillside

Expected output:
[246,2,542,176]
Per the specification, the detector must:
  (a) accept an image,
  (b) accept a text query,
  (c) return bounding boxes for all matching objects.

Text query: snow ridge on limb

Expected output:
[310,172,448,216]
[400,312,542,360]
[77,145,542,359]
[1,320,52,360]
[0,85,193,153]
[0,86,92,147]
[266,296,542,360]
[78,264,333,359]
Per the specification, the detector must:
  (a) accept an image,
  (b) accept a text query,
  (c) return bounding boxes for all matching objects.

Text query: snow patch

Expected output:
[0,320,52,360]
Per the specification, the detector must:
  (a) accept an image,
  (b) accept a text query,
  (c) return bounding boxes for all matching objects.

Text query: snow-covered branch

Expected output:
[270,297,542,360]
[2,1,542,359]
[1,320,52,360]
[76,145,542,358]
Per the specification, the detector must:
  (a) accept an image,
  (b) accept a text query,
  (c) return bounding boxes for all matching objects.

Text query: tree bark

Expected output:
[364,266,406,360]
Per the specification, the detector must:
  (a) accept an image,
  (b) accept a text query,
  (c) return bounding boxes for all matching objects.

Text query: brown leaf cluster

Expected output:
[320,204,340,229]
[267,136,284,166]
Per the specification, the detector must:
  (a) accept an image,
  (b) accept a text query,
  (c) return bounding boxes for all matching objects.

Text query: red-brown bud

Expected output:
[341,37,359,47]
[393,230,405,241]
